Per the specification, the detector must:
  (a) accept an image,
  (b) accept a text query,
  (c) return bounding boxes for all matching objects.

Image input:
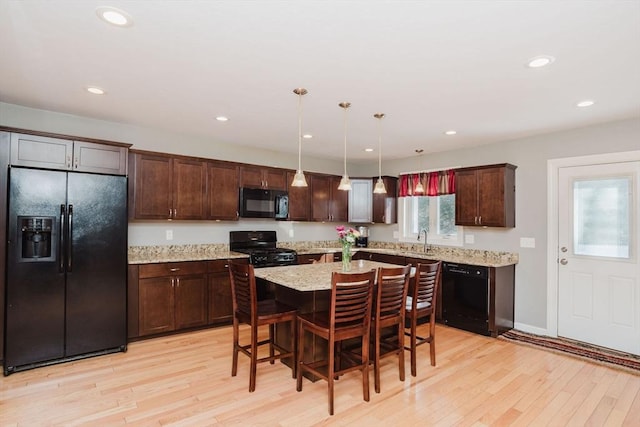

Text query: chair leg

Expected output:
[269,323,275,365]
[328,338,335,416]
[398,323,405,382]
[362,336,370,403]
[290,318,297,379]
[296,320,304,392]
[410,315,418,377]
[429,317,436,366]
[231,318,239,377]
[374,322,381,393]
[249,324,258,392]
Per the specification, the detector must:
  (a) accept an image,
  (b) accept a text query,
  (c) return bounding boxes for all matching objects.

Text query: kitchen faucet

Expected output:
[418,228,429,253]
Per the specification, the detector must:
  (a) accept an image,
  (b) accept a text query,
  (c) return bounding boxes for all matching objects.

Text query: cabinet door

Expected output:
[207,161,239,220]
[239,165,265,188]
[73,141,127,175]
[297,253,327,264]
[209,270,233,323]
[454,169,479,226]
[286,170,310,221]
[175,274,208,329]
[139,277,175,336]
[264,168,287,190]
[348,179,373,223]
[311,175,331,221]
[477,167,508,227]
[10,133,73,170]
[372,177,397,224]
[130,153,173,219]
[330,176,349,222]
[173,158,207,219]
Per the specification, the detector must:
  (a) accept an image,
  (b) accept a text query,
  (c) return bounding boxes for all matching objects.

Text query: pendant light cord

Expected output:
[298,91,303,171]
[377,117,382,179]
[343,104,348,176]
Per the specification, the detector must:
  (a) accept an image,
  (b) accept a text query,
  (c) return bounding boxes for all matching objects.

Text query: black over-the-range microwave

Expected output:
[238,187,289,219]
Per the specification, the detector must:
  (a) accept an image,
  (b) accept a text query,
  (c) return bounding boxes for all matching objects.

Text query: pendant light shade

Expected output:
[373,113,387,194]
[338,102,352,191]
[291,88,308,187]
[414,149,425,194]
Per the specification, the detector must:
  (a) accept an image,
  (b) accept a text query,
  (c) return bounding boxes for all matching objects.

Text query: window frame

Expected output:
[398,194,464,247]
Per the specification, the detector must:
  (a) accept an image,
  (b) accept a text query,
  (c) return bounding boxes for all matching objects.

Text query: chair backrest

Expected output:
[376,265,412,319]
[229,261,258,322]
[330,270,376,331]
[410,262,442,312]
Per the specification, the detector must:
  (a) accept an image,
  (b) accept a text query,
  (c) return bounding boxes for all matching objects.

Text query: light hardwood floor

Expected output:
[1,324,639,426]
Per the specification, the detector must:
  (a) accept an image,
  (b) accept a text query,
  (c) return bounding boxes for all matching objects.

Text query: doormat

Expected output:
[498,330,640,374]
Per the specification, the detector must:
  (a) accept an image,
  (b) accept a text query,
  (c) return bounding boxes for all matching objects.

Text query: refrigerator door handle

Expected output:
[67,204,73,272]
[59,204,66,273]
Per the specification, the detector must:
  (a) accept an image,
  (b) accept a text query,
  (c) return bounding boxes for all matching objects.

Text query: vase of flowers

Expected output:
[336,225,360,272]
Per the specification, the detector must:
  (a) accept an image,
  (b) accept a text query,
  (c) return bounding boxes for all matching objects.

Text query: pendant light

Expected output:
[373,113,387,194]
[414,149,425,194]
[291,88,308,187]
[337,102,352,191]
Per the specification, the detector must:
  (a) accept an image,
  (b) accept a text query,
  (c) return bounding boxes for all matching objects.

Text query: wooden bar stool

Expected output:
[371,264,412,393]
[404,261,442,376]
[296,270,376,415]
[228,261,297,392]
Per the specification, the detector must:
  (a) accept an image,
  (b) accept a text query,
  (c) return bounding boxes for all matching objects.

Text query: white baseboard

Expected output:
[513,322,550,337]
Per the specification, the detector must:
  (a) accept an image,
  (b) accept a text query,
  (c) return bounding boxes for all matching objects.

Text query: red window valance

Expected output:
[398,169,456,197]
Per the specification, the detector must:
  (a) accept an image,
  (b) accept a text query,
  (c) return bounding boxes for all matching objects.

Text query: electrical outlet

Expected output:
[392,231,399,239]
[288,229,294,238]
[166,229,173,241]
[465,234,475,244]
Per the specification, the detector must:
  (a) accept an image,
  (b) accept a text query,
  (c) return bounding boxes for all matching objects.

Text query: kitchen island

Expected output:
[253,260,409,378]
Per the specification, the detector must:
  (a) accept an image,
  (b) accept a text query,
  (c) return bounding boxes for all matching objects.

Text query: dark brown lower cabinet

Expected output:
[208,259,247,324]
[137,261,208,337]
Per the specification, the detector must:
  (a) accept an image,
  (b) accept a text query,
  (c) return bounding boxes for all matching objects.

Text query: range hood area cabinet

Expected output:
[128,150,239,221]
[455,163,516,228]
[239,164,287,190]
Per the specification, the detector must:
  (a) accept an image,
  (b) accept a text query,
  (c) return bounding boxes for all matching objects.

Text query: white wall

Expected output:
[3,101,639,332]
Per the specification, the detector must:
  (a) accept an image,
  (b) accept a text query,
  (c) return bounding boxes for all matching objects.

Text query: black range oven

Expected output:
[230,230,297,300]
[229,230,297,268]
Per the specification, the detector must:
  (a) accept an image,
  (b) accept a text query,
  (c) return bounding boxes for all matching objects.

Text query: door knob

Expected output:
[561,247,568,252]
[560,258,568,265]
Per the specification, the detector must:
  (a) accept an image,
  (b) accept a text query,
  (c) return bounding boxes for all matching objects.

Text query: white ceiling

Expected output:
[1,1,639,162]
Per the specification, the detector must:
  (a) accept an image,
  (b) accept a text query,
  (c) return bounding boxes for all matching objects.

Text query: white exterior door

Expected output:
[557,162,640,355]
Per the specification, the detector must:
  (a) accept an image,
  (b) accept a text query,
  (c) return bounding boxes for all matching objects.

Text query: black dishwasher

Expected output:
[442,262,491,336]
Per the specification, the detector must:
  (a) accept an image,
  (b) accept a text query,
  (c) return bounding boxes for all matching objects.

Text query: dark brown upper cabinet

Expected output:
[129,151,207,220]
[239,165,287,190]
[286,170,311,221]
[207,161,239,220]
[455,164,516,228]
[372,176,398,224]
[310,174,348,222]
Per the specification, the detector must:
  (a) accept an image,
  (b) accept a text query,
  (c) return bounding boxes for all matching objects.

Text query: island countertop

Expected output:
[253,260,401,291]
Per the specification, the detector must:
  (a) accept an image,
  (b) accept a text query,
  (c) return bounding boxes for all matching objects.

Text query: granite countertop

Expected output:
[129,242,518,267]
[296,246,517,268]
[128,244,248,264]
[253,260,397,291]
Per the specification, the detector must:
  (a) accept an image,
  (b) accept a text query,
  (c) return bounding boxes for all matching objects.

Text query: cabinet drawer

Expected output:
[139,261,207,278]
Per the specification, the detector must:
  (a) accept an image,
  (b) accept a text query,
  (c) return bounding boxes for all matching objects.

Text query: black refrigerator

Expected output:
[4,167,127,375]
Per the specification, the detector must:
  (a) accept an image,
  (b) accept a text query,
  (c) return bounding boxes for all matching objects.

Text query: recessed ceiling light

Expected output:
[96,6,133,27]
[364,148,374,152]
[527,55,555,68]
[215,116,229,122]
[576,100,595,108]
[302,134,313,139]
[444,130,457,135]
[86,86,105,95]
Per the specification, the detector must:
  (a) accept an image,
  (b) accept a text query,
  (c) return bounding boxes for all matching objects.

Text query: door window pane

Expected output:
[573,177,631,258]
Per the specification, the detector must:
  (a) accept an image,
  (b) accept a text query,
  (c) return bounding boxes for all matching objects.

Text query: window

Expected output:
[398,194,463,246]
